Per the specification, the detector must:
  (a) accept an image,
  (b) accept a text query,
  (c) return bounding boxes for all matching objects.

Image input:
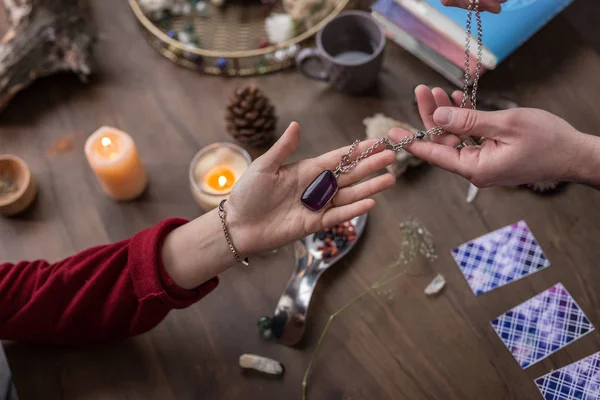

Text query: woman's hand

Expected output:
[441,0,505,13]
[163,122,395,289]
[388,85,600,188]
[227,122,396,255]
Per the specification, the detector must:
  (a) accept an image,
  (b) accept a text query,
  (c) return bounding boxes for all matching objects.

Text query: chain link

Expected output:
[218,199,249,267]
[462,0,482,110]
[333,0,482,178]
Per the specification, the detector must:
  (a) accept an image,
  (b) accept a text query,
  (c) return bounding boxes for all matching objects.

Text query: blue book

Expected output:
[424,0,575,64]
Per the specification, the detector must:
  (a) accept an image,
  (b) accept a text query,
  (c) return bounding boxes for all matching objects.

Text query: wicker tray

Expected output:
[128,0,350,76]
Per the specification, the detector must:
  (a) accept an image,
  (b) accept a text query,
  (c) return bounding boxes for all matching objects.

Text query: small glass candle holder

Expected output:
[189,143,252,211]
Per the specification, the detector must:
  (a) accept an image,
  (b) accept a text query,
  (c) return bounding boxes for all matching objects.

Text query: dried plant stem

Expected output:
[301,263,409,400]
[301,218,437,400]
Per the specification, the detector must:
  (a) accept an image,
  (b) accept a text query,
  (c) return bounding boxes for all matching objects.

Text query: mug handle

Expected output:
[296,48,329,81]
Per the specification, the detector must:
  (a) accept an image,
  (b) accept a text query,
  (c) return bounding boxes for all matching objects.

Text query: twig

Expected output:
[301,264,409,400]
[301,218,436,399]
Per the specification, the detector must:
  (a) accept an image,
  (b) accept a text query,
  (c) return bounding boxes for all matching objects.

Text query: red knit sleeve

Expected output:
[0,218,218,345]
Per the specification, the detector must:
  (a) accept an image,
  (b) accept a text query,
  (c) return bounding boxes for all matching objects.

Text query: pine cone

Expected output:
[225,84,277,147]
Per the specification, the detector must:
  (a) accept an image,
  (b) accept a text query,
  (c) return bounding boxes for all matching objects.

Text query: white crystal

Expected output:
[171,3,183,15]
[265,13,294,45]
[274,49,287,62]
[178,31,192,43]
[138,0,170,14]
[196,1,207,13]
[424,274,446,296]
[466,183,479,203]
[239,354,284,375]
[181,3,192,14]
[286,44,299,57]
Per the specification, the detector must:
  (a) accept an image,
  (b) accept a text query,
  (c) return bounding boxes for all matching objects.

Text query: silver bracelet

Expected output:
[218,199,249,267]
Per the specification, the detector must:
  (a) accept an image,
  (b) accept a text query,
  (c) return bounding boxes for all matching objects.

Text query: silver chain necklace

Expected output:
[301,0,484,212]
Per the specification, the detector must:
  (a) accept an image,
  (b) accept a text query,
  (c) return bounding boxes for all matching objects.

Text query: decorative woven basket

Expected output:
[128,0,350,76]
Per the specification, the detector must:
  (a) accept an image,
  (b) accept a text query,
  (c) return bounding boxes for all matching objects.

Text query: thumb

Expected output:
[433,107,502,139]
[256,121,300,172]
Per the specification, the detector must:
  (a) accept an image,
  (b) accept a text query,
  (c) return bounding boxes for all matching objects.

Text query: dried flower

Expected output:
[397,218,438,264]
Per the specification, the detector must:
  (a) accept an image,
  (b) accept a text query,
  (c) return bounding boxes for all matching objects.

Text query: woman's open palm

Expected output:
[226,122,396,255]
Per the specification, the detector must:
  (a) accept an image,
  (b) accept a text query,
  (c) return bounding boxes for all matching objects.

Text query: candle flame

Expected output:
[101,137,112,148]
[205,166,235,192]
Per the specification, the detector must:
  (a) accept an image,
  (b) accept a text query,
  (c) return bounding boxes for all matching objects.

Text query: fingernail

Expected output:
[434,108,453,125]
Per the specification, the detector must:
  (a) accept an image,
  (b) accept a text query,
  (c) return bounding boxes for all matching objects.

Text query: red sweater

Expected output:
[0,218,218,345]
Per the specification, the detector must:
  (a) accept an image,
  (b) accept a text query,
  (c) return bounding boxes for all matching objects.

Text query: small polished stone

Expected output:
[262,329,273,339]
[171,3,183,15]
[257,315,272,331]
[286,44,299,57]
[217,57,228,69]
[301,170,338,211]
[196,1,208,15]
[167,29,177,39]
[178,31,191,43]
[416,131,425,139]
[273,49,286,62]
[182,3,192,15]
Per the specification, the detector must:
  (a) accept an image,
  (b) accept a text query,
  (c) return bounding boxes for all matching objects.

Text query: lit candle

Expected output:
[189,143,251,210]
[84,126,148,201]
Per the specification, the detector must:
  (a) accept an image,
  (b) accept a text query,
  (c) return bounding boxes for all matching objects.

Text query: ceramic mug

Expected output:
[295,10,386,93]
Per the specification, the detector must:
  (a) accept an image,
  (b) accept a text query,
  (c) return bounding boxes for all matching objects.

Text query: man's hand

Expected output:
[388,86,600,188]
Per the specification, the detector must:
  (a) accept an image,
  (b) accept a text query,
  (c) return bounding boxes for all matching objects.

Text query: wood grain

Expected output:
[2,1,600,399]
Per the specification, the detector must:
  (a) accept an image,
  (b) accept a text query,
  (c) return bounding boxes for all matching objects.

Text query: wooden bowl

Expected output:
[0,155,37,217]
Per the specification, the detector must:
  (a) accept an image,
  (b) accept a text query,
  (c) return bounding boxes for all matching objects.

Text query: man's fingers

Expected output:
[415,85,438,130]
[433,107,507,141]
[431,87,462,147]
[404,139,478,178]
[431,87,453,108]
[452,90,471,109]
[450,91,477,144]
[388,127,413,145]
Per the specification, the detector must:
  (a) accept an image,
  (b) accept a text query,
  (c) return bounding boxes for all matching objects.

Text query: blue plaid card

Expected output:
[491,283,594,369]
[451,221,550,295]
[535,350,600,399]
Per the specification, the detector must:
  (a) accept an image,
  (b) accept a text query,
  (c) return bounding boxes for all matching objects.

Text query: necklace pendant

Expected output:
[301,170,338,211]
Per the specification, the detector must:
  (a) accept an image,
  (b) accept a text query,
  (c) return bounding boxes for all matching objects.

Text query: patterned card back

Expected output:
[452,220,550,295]
[491,283,594,369]
[535,351,600,399]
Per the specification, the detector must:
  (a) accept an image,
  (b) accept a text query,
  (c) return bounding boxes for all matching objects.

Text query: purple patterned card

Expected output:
[452,220,550,295]
[491,283,594,369]
[535,351,600,399]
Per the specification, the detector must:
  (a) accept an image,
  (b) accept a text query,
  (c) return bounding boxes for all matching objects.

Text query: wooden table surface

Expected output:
[2,1,600,399]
